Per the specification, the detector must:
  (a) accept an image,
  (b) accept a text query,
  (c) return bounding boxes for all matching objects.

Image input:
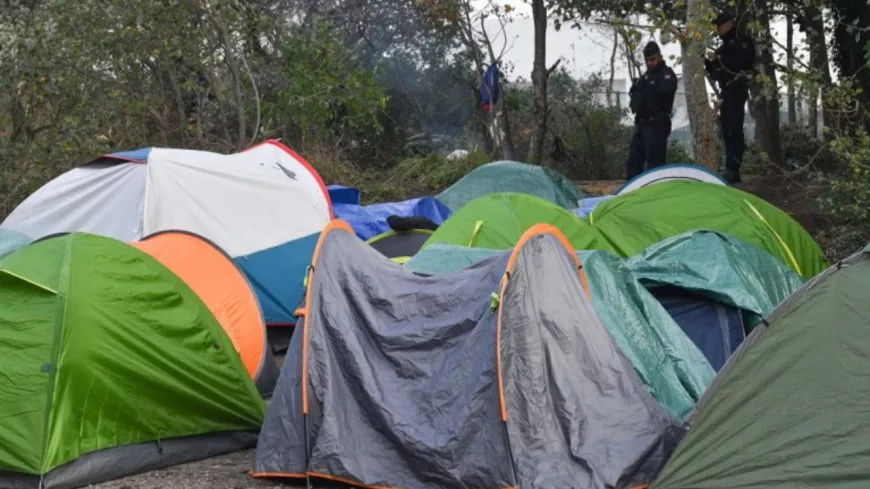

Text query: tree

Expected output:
[529,0,561,165]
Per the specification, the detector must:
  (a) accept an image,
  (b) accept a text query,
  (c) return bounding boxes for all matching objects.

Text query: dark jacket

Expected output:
[705,28,756,91]
[629,61,678,125]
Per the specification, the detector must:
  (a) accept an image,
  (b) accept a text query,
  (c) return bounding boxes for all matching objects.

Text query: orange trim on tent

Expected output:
[302,219,355,414]
[131,230,266,381]
[496,224,591,422]
[249,471,306,479]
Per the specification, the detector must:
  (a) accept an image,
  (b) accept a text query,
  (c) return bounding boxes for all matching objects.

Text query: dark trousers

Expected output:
[720,88,748,172]
[626,120,671,180]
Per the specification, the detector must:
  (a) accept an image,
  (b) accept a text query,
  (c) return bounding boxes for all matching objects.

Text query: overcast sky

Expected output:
[474,1,806,84]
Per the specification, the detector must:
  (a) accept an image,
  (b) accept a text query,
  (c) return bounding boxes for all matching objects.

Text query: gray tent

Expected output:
[252,221,680,489]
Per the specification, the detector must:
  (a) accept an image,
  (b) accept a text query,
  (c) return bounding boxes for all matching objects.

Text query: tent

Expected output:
[0,233,264,489]
[366,229,434,263]
[131,230,279,396]
[333,196,451,241]
[618,164,728,195]
[1,140,333,325]
[651,245,870,489]
[0,228,31,259]
[422,192,601,250]
[252,221,680,489]
[436,160,586,211]
[572,195,616,219]
[407,242,714,420]
[407,231,803,413]
[586,180,828,279]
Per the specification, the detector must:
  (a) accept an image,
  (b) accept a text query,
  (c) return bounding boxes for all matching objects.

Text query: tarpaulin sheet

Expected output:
[254,225,678,488]
[333,197,452,241]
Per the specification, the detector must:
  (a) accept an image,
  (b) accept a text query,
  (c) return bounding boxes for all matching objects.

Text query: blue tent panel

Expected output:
[328,185,361,206]
[0,228,32,260]
[652,286,745,371]
[234,232,320,325]
[105,147,152,163]
[572,195,615,219]
[333,197,452,241]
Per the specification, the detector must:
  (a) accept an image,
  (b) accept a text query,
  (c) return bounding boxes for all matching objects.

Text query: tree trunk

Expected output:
[830,0,870,132]
[607,29,618,107]
[747,0,784,172]
[803,4,832,138]
[786,15,796,126]
[528,0,550,165]
[682,0,718,169]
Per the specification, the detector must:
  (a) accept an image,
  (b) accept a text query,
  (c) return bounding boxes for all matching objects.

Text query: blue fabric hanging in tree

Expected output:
[480,64,500,112]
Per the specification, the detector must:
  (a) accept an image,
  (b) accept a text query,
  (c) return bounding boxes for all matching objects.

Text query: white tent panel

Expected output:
[618,164,727,195]
[143,143,331,257]
[1,163,147,241]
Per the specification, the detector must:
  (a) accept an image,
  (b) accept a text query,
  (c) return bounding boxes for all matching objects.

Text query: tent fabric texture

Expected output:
[407,242,716,420]
[436,161,586,211]
[253,221,680,489]
[0,228,31,259]
[572,195,615,219]
[423,192,600,250]
[131,230,278,396]
[366,229,433,262]
[617,164,727,195]
[651,246,870,489]
[0,233,264,489]
[333,196,452,241]
[586,180,827,279]
[0,140,332,325]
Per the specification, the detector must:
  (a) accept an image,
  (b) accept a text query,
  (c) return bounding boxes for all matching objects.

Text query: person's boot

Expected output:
[723,168,741,184]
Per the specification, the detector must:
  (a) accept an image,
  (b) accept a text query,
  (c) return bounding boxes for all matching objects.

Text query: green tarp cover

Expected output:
[407,241,716,420]
[627,230,805,329]
[436,161,586,211]
[585,180,827,279]
[0,228,31,259]
[0,233,264,479]
[652,248,870,489]
[422,192,601,250]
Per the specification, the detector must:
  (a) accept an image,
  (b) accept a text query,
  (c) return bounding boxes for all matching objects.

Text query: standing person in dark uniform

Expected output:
[705,11,755,184]
[625,41,679,180]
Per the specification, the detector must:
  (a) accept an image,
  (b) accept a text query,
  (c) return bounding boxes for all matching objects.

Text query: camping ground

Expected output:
[88,176,829,489]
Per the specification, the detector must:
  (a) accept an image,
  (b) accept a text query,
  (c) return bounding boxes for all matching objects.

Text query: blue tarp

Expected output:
[328,185,361,206]
[333,197,452,241]
[105,147,152,163]
[234,232,320,325]
[572,195,615,219]
[651,286,746,372]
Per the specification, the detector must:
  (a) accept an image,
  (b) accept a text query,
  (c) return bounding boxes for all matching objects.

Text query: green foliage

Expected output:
[816,130,870,258]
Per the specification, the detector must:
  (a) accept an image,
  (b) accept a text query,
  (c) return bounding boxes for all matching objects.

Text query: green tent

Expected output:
[0,228,31,259]
[627,230,805,329]
[586,180,827,279]
[436,161,586,211]
[422,192,602,250]
[0,233,265,489]
[407,241,716,420]
[651,246,870,489]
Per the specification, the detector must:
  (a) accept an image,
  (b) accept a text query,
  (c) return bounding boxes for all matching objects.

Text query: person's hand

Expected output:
[706,50,718,61]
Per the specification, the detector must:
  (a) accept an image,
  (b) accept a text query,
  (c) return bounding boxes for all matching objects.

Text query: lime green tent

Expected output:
[651,246,870,489]
[0,233,264,489]
[422,192,601,250]
[586,180,827,279]
[436,161,586,211]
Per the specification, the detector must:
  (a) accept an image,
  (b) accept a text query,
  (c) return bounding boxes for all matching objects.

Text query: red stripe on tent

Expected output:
[247,139,335,219]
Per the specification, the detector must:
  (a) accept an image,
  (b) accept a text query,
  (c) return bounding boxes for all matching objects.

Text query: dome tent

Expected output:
[0,228,30,259]
[0,233,264,488]
[436,161,586,211]
[131,230,279,396]
[1,140,333,325]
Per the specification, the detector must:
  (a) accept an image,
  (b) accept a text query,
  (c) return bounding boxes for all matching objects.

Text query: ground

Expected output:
[90,175,833,489]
